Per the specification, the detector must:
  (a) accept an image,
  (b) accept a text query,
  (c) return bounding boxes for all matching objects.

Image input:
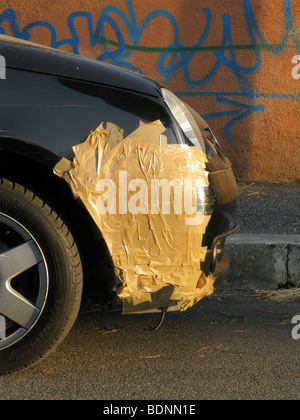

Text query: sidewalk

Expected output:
[222,182,300,291]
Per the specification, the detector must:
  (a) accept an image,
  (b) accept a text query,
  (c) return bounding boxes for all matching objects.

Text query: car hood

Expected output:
[0,35,162,97]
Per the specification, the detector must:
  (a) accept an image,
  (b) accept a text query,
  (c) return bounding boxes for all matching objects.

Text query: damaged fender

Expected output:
[54,120,215,314]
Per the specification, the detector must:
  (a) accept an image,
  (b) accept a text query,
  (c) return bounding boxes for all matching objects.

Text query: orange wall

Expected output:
[1,0,299,182]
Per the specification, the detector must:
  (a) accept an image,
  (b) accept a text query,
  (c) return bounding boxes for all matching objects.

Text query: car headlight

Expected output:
[162,88,205,153]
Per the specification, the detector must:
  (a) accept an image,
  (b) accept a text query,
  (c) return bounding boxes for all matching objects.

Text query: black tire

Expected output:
[0,179,83,374]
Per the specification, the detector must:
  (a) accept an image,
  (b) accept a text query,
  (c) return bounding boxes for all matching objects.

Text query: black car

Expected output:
[0,35,238,373]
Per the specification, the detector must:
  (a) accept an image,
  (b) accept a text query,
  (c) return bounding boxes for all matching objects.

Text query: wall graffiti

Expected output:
[0,0,299,181]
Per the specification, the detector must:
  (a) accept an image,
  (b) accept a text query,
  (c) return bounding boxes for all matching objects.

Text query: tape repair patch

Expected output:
[54,120,215,313]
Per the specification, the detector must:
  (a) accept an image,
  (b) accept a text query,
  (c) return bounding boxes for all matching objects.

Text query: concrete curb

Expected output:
[222,234,300,290]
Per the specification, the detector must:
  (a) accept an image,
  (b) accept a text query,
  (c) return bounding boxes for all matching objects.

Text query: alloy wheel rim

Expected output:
[0,213,49,350]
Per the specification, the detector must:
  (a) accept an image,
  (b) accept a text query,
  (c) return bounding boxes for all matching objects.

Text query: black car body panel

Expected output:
[0,68,181,162]
[0,35,238,308]
[1,35,162,98]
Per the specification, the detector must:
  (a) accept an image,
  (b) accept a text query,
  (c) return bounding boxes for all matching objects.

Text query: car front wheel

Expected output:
[0,179,83,374]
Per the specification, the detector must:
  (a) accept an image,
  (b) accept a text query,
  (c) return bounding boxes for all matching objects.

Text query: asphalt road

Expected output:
[0,290,299,400]
[237,182,300,234]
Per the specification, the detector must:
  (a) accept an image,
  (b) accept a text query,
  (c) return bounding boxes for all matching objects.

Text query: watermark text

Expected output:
[292,315,300,340]
[0,315,6,340]
[0,55,6,79]
[292,55,300,80]
[96,171,206,226]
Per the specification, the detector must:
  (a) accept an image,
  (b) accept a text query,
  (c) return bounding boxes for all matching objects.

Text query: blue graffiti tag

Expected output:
[0,0,299,140]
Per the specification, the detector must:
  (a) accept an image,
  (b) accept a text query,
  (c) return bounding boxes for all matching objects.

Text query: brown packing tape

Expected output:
[54,120,215,313]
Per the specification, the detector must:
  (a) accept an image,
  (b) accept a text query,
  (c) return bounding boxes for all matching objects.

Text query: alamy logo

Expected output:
[0,55,6,79]
[291,315,300,340]
[95,171,206,226]
[292,55,300,80]
[0,315,6,340]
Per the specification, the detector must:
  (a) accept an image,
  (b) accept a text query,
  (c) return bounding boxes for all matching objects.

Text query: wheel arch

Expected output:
[0,140,115,305]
